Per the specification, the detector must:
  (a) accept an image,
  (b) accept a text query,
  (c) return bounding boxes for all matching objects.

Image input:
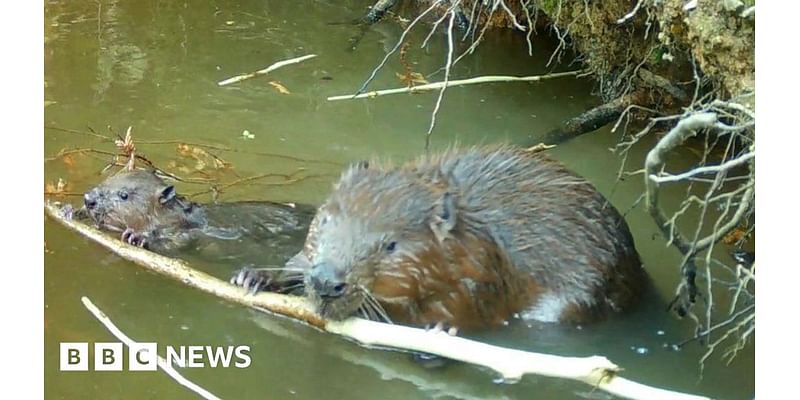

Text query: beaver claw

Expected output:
[411,322,458,368]
[230,267,273,295]
[121,228,147,248]
[425,322,459,337]
[61,204,75,220]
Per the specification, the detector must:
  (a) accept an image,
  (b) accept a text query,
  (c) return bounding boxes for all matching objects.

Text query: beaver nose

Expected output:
[310,262,347,299]
[84,190,99,210]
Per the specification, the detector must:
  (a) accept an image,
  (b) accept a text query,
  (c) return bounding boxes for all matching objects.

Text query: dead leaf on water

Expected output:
[723,227,749,245]
[61,153,76,168]
[268,81,291,95]
[395,71,428,88]
[176,143,231,171]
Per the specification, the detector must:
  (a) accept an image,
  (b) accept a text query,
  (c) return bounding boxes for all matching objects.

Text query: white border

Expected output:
[2,2,44,398]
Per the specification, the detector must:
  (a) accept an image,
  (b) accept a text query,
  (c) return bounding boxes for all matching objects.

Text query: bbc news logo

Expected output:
[60,342,251,371]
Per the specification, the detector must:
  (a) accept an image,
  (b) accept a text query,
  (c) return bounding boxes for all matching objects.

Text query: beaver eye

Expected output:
[118,191,129,200]
[385,241,397,253]
[320,215,330,226]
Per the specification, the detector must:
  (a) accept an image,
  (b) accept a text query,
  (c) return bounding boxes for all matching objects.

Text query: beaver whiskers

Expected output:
[357,285,392,324]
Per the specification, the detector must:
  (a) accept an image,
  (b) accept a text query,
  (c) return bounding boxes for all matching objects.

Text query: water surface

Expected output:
[45,1,754,398]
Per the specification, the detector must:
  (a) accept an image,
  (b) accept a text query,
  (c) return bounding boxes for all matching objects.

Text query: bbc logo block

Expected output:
[94,343,123,371]
[60,342,88,371]
[59,342,250,371]
[60,342,157,371]
[129,343,158,371]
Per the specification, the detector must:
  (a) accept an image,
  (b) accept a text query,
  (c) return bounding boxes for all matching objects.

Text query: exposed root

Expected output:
[628,93,755,371]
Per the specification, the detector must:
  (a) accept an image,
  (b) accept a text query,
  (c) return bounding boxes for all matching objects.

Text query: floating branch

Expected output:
[540,95,631,145]
[217,54,317,86]
[81,297,221,400]
[45,202,709,400]
[327,70,588,101]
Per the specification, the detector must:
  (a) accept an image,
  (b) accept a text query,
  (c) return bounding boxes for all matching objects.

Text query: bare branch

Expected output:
[353,0,443,97]
[217,54,317,86]
[425,8,457,151]
[617,0,646,24]
[82,297,222,400]
[327,70,587,101]
[650,151,754,184]
[644,112,718,254]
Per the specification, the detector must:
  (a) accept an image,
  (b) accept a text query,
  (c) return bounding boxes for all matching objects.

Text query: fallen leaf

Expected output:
[60,151,76,168]
[396,71,428,88]
[175,144,230,172]
[268,81,291,94]
[723,227,748,245]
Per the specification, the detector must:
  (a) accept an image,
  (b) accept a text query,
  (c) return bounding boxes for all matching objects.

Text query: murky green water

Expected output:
[45,1,753,399]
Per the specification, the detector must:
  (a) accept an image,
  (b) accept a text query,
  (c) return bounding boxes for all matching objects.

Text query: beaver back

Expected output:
[301,146,645,328]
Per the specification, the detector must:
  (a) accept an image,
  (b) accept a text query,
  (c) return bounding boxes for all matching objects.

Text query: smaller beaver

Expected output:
[72,170,315,289]
[236,146,647,330]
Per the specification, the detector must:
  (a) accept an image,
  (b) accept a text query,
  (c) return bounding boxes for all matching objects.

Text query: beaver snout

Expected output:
[309,262,348,299]
[84,189,101,210]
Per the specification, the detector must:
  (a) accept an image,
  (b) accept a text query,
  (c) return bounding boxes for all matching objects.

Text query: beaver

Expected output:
[235,146,646,330]
[73,170,315,289]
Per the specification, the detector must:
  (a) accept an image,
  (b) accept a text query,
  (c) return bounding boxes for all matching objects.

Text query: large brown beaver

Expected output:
[236,146,646,330]
[72,169,315,288]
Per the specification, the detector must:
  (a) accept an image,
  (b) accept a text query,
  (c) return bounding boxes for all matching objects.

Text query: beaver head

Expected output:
[304,161,515,327]
[83,170,199,233]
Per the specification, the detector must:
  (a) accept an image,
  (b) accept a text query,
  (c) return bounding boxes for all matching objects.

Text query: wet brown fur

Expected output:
[299,145,646,330]
[83,170,199,233]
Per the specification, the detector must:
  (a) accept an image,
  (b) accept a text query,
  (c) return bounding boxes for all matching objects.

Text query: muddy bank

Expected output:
[394,0,755,103]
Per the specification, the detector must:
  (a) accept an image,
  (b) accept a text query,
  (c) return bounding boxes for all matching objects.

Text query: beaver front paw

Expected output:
[61,204,75,220]
[426,321,459,337]
[121,228,148,248]
[61,204,90,221]
[230,267,275,294]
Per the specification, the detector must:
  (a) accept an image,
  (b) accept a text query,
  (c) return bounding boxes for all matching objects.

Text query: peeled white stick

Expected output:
[46,202,709,400]
[327,319,710,400]
[81,296,221,400]
[327,70,587,101]
[217,54,317,86]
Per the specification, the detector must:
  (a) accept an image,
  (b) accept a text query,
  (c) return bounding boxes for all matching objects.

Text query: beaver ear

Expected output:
[430,192,457,242]
[159,185,177,205]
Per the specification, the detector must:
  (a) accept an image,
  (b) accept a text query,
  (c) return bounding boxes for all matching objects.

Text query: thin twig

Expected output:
[353,0,443,97]
[650,152,754,184]
[81,296,222,400]
[217,54,317,86]
[328,70,587,101]
[425,8,457,152]
[617,0,645,24]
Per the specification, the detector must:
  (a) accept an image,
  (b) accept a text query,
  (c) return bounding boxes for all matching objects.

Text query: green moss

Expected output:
[647,46,668,65]
[537,0,561,16]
